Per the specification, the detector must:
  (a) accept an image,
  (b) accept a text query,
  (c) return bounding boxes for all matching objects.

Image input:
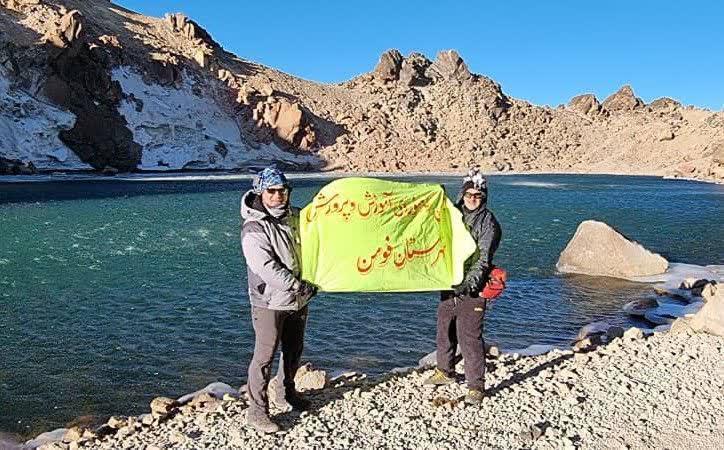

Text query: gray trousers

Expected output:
[436,292,487,391]
[246,304,308,413]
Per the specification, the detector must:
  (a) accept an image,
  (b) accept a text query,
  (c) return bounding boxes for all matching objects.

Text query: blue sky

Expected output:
[116,1,723,109]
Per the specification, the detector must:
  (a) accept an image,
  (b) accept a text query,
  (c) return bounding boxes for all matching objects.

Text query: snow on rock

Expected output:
[0,67,90,170]
[111,67,317,171]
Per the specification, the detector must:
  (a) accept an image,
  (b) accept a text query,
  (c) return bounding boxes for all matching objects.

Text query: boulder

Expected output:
[568,94,601,116]
[556,220,668,278]
[294,362,327,392]
[260,98,317,150]
[602,85,644,112]
[106,416,125,429]
[575,320,610,341]
[622,297,658,317]
[427,50,472,82]
[150,397,178,417]
[373,49,403,82]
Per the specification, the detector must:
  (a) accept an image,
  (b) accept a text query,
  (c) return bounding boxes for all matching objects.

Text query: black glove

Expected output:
[453,274,484,297]
[298,280,318,300]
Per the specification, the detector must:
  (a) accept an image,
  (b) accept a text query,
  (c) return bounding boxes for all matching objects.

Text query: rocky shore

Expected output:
[16,274,723,450]
[18,328,723,450]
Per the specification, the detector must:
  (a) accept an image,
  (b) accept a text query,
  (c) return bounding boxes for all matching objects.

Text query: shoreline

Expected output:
[11,272,723,449]
[0,169,722,185]
[16,324,724,449]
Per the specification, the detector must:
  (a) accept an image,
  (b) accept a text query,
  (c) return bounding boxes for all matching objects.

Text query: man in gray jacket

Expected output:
[241,167,316,433]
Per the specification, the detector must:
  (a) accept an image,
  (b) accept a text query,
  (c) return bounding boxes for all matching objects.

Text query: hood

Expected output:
[240,190,270,223]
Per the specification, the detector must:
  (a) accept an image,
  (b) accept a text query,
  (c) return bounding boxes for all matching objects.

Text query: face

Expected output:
[260,184,289,209]
[463,188,483,210]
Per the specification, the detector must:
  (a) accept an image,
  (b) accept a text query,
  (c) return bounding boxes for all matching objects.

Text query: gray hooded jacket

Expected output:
[240,190,309,311]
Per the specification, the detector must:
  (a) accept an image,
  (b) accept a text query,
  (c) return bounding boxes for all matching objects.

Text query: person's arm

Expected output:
[455,214,502,296]
[242,222,301,292]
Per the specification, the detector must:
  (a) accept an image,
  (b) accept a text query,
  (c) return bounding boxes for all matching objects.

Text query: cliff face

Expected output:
[1,0,722,181]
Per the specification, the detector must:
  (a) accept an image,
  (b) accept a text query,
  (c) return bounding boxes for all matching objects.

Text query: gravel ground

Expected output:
[65,329,724,450]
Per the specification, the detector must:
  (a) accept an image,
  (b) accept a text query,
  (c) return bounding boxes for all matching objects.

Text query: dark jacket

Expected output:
[456,197,502,294]
[240,190,309,311]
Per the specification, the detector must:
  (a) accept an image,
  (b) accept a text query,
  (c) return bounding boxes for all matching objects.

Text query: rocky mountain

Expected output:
[1,0,722,181]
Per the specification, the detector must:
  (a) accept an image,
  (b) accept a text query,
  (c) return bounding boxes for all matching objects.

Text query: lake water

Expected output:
[0,174,722,436]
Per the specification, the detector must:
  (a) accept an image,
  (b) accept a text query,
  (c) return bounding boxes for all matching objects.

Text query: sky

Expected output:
[116,0,724,110]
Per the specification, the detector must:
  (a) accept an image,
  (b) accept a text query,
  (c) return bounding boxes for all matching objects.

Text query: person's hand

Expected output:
[453,275,484,297]
[452,282,468,297]
[298,280,318,300]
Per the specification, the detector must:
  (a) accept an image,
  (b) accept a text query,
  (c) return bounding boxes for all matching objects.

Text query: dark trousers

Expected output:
[247,305,308,413]
[436,292,487,391]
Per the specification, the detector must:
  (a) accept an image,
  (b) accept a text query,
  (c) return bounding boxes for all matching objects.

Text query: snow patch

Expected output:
[631,263,724,288]
[0,67,91,170]
[111,67,318,171]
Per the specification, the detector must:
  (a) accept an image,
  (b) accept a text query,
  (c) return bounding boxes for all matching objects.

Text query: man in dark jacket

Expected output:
[424,168,502,404]
[241,167,316,433]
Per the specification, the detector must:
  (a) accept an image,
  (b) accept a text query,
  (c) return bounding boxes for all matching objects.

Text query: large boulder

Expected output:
[373,49,403,82]
[556,220,668,278]
[255,98,317,150]
[602,85,645,112]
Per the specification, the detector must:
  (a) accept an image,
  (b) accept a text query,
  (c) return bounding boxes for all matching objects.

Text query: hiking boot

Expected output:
[285,392,311,411]
[464,389,485,405]
[423,368,455,386]
[246,408,280,433]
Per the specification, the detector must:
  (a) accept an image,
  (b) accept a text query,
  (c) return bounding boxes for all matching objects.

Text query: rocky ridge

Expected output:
[1,1,723,180]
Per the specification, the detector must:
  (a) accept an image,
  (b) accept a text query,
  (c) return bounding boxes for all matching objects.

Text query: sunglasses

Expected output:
[463,192,483,200]
[265,187,289,195]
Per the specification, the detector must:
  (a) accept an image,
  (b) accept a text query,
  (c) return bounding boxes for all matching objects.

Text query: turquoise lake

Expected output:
[0,174,722,436]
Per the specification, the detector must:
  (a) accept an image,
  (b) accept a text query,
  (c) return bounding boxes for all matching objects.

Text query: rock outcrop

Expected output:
[568,94,602,116]
[427,50,472,82]
[602,85,645,112]
[373,49,403,82]
[557,220,668,278]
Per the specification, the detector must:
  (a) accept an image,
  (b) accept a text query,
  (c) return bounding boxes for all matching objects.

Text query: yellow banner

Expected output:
[300,178,476,292]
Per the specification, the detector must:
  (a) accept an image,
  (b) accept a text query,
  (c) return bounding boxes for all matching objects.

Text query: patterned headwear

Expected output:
[462,167,487,193]
[252,167,288,194]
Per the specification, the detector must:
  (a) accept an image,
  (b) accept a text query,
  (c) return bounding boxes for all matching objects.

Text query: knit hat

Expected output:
[252,167,288,194]
[461,167,487,193]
